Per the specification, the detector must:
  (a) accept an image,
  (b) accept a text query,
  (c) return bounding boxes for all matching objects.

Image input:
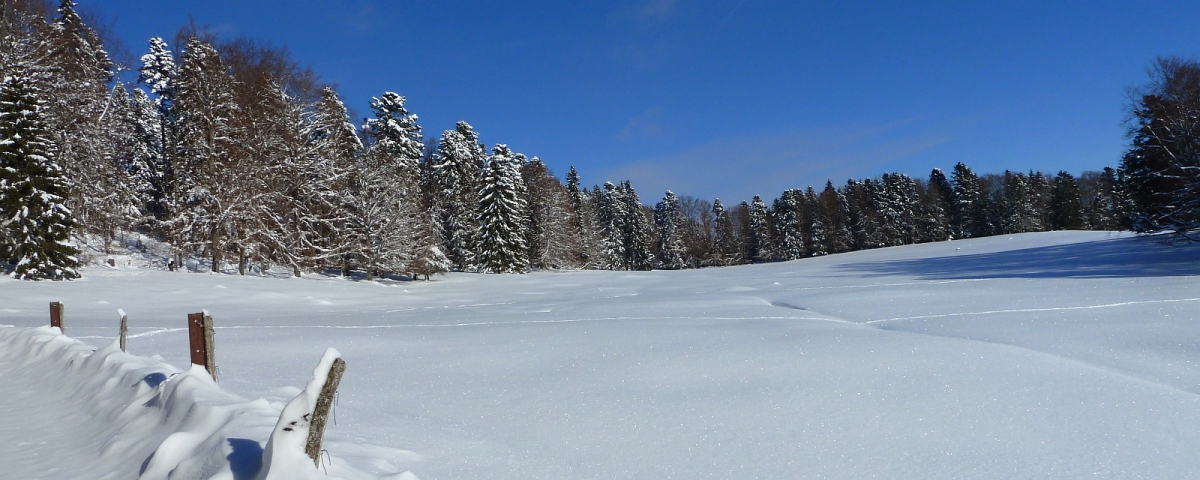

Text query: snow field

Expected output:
[2,231,1200,478]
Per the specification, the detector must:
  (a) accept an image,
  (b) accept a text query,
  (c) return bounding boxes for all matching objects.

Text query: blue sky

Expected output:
[93,0,1199,204]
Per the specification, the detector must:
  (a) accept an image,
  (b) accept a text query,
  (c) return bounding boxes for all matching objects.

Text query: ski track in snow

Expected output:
[864,297,1200,324]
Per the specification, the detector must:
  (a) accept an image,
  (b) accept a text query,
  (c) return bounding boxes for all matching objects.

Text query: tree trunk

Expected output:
[238,248,247,275]
[211,232,221,273]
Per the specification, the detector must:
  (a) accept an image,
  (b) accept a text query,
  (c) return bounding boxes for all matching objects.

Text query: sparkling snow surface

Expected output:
[3,231,1200,479]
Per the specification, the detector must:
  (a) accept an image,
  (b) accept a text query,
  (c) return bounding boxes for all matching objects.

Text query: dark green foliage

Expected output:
[1050,171,1085,230]
[0,77,79,280]
[1119,57,1200,237]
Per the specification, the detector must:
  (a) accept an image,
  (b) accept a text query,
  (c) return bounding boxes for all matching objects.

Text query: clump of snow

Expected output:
[257,348,341,480]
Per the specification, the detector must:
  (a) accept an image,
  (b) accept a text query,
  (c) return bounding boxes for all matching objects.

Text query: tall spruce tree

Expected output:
[770,190,803,260]
[619,181,655,270]
[711,198,738,265]
[173,38,240,272]
[747,195,772,262]
[654,190,686,269]
[1049,171,1085,230]
[951,162,985,238]
[430,121,486,269]
[0,76,79,280]
[475,144,528,273]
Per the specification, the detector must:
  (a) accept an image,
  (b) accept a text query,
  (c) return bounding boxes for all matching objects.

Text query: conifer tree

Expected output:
[818,181,852,254]
[803,187,828,256]
[0,76,79,280]
[654,190,686,269]
[951,162,985,238]
[173,38,240,272]
[564,165,604,268]
[596,182,627,269]
[747,195,772,262]
[710,198,738,265]
[430,121,485,269]
[1050,171,1084,230]
[1001,171,1040,233]
[770,190,803,260]
[310,86,362,271]
[475,144,528,273]
[619,181,655,270]
[924,168,954,240]
[135,37,180,224]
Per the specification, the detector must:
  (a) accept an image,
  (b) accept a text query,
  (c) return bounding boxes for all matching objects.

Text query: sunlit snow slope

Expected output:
[2,231,1200,479]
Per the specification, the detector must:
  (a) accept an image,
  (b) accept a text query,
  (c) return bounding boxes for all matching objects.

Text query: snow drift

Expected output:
[0,326,410,480]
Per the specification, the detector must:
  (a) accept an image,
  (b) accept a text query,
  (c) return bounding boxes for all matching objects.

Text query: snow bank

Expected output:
[0,326,414,480]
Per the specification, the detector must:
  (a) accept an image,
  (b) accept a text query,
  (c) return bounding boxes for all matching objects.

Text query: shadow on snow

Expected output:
[836,235,1200,280]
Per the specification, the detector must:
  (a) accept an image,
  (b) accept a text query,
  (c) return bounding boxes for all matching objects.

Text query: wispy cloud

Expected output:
[343,2,383,33]
[597,116,975,203]
[632,0,678,23]
[618,107,668,141]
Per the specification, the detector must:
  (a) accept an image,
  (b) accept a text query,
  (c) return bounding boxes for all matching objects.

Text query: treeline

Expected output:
[0,2,1191,281]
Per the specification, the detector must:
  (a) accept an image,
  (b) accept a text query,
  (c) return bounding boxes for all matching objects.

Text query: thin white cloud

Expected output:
[633,0,678,22]
[618,107,668,141]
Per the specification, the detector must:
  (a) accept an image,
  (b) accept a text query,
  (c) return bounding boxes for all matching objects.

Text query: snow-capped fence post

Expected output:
[306,356,346,466]
[187,312,217,380]
[49,302,63,332]
[257,349,345,478]
[118,310,128,352]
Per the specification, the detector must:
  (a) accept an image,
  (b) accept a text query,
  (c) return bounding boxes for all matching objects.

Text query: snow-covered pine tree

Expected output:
[1049,171,1084,230]
[1000,171,1040,233]
[344,92,426,279]
[746,195,773,262]
[475,144,528,273]
[710,198,739,265]
[172,38,240,272]
[309,86,362,272]
[361,92,429,272]
[818,181,852,254]
[362,92,423,170]
[769,190,802,260]
[564,165,604,268]
[654,190,686,269]
[0,76,79,280]
[951,162,986,238]
[429,121,486,270]
[596,182,628,269]
[875,173,920,246]
[135,37,180,226]
[618,181,654,270]
[803,187,828,256]
[42,1,123,244]
[922,168,954,241]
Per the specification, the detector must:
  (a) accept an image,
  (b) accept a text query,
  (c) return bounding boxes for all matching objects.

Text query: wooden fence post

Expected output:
[49,302,63,333]
[187,312,217,380]
[119,311,128,352]
[306,357,346,466]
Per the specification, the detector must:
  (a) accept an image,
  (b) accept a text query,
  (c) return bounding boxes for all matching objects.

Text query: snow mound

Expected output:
[0,326,415,480]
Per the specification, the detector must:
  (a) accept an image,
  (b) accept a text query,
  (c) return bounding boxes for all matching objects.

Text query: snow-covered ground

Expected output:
[2,231,1200,479]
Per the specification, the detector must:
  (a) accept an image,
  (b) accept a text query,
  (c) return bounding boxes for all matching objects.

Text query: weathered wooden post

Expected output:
[118,309,128,352]
[306,357,346,466]
[49,302,63,333]
[187,312,217,380]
